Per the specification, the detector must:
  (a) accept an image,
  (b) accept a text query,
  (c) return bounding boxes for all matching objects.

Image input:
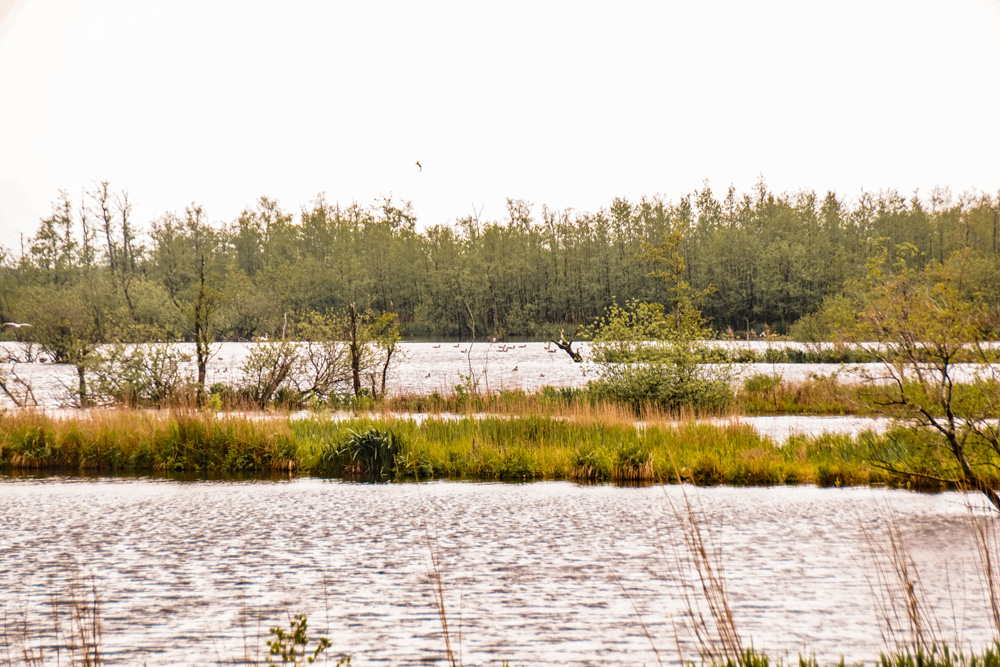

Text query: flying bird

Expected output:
[415,159,422,172]
[2,322,31,328]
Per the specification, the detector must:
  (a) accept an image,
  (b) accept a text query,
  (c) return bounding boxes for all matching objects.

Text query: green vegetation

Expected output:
[2,181,999,417]
[3,183,999,348]
[689,644,1000,667]
[0,408,984,491]
[584,220,733,411]
[819,245,1000,509]
[266,614,342,666]
[0,410,298,474]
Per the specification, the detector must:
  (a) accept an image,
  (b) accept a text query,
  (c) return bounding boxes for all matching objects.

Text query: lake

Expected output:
[0,477,996,665]
[3,340,993,410]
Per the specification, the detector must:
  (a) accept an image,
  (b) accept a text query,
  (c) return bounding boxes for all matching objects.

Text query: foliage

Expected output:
[839,245,1000,509]
[586,299,733,412]
[266,613,343,666]
[234,309,399,408]
[3,183,999,347]
[239,339,302,408]
[89,342,193,407]
[317,427,403,478]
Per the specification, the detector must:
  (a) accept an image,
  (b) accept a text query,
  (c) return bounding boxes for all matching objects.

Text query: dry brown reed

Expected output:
[666,490,745,666]
[967,500,1000,638]
[4,575,103,667]
[417,490,460,667]
[857,502,941,655]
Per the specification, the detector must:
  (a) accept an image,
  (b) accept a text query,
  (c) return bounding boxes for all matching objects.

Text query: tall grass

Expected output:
[381,376,874,417]
[1,406,994,490]
[0,410,297,474]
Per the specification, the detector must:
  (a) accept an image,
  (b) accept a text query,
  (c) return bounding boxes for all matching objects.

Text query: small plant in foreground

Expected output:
[266,613,345,665]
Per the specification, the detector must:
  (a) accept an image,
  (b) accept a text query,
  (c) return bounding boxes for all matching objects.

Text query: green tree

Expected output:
[844,246,1000,510]
[149,205,226,399]
[586,298,732,412]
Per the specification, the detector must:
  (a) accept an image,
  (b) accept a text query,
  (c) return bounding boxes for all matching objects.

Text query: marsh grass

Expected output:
[0,410,297,473]
[668,491,744,666]
[0,407,923,486]
[858,504,941,654]
[2,401,997,490]
[385,375,873,417]
[737,373,866,415]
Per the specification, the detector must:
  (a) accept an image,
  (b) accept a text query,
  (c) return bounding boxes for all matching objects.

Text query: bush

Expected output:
[586,365,732,413]
[586,299,734,413]
[316,427,403,478]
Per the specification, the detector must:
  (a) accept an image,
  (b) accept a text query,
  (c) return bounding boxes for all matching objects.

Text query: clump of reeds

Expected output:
[314,426,403,478]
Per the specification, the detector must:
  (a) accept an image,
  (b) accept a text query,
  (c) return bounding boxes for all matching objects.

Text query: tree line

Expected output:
[1,180,998,348]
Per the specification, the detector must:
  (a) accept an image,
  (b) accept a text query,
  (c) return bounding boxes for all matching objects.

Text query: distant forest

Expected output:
[1,180,998,342]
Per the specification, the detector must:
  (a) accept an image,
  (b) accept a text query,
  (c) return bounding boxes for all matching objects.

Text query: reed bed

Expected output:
[1,400,992,490]
[0,406,899,487]
[384,376,873,417]
[0,409,297,474]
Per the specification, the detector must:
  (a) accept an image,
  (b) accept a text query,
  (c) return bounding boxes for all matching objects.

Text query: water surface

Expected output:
[0,478,995,665]
[3,341,994,409]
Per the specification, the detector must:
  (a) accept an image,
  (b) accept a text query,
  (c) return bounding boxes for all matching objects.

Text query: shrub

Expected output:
[316,427,402,478]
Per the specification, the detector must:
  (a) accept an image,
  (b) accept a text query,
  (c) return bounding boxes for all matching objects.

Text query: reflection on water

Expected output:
[0,478,995,665]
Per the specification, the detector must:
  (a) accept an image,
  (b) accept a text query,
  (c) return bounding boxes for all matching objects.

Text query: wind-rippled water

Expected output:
[0,478,996,666]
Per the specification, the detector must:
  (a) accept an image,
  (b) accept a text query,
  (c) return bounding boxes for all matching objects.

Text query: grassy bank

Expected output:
[377,375,872,417]
[0,407,986,491]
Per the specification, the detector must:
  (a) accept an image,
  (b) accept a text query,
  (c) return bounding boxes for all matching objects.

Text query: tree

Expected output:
[585,298,732,412]
[11,198,127,407]
[149,205,226,400]
[844,246,1000,510]
[235,307,400,407]
[89,343,192,407]
[586,214,733,412]
[345,304,400,399]
[16,280,113,407]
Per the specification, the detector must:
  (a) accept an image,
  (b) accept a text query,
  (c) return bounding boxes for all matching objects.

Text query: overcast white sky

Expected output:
[1,0,999,250]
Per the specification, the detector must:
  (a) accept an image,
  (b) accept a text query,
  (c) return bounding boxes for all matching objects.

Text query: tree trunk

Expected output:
[76,364,89,408]
[349,302,361,396]
[949,432,1000,511]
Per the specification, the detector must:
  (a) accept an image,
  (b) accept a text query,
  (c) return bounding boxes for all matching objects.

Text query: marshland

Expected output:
[3,186,1000,665]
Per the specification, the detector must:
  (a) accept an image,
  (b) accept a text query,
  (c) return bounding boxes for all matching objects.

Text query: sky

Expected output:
[1,0,999,251]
